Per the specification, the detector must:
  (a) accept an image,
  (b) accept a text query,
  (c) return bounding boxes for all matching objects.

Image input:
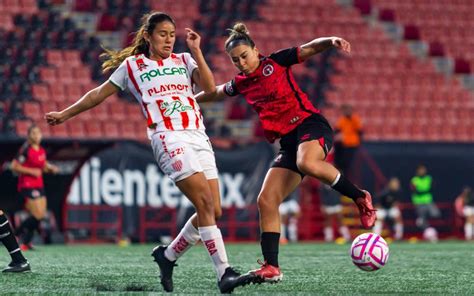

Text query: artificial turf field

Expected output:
[1,241,473,295]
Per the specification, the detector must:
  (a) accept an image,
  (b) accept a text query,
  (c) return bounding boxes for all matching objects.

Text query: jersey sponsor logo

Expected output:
[262,64,274,76]
[147,84,190,96]
[160,100,193,116]
[139,67,188,82]
[204,239,217,256]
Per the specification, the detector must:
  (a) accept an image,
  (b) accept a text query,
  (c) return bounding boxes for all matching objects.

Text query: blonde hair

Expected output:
[100,12,175,73]
[225,22,255,52]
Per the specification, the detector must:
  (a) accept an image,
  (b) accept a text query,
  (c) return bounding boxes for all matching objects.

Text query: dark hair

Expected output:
[27,124,39,136]
[101,12,176,72]
[225,22,255,52]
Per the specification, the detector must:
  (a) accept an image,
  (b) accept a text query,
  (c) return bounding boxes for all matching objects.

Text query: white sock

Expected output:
[373,221,383,235]
[339,225,351,241]
[394,223,404,240]
[324,226,333,242]
[199,225,230,280]
[280,223,287,240]
[164,217,200,261]
[288,217,298,242]
[465,223,473,240]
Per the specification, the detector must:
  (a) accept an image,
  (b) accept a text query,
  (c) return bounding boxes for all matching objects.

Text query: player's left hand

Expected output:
[50,165,60,174]
[331,37,351,54]
[185,28,201,52]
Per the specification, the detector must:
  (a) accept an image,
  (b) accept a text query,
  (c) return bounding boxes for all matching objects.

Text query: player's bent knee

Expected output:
[257,193,280,212]
[0,210,3,215]
[194,193,215,214]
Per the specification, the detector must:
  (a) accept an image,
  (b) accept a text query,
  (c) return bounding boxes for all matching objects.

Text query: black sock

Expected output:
[261,232,280,267]
[22,216,40,245]
[0,214,26,263]
[331,173,365,201]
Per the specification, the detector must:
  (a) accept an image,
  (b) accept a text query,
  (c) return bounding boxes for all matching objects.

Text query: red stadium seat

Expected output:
[84,121,103,138]
[23,102,42,121]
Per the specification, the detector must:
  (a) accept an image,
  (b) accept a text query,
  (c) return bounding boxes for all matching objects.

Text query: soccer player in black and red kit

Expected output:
[197,23,376,283]
[11,125,59,251]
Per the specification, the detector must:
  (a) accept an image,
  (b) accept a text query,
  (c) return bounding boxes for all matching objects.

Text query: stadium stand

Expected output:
[1,0,472,142]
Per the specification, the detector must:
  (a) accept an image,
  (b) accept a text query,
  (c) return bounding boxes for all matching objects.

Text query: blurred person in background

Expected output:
[11,124,59,251]
[373,177,404,241]
[197,22,376,283]
[320,183,351,244]
[410,164,440,242]
[279,188,301,244]
[0,209,30,272]
[319,150,350,243]
[44,11,255,294]
[456,186,474,241]
[334,104,363,176]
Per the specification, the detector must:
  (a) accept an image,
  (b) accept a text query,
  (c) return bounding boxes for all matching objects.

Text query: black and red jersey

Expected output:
[15,143,46,190]
[224,47,320,142]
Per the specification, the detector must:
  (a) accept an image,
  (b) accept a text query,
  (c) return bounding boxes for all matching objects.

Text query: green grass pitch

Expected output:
[1,241,473,295]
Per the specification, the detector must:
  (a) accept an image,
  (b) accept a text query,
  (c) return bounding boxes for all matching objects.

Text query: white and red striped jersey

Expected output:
[109,52,205,138]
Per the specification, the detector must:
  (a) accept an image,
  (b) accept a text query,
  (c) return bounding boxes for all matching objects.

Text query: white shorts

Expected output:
[150,129,218,182]
[322,205,343,215]
[279,200,300,215]
[464,206,474,217]
[377,207,401,220]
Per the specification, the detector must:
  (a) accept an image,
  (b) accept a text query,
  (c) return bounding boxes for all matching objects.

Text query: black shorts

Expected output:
[19,188,45,200]
[271,113,334,178]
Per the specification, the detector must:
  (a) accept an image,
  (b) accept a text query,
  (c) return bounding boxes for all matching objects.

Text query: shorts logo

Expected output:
[32,190,40,198]
[171,160,183,172]
[300,133,311,141]
[274,154,283,163]
[263,64,274,76]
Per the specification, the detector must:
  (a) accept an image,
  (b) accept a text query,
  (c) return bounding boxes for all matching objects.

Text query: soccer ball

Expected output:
[350,233,389,271]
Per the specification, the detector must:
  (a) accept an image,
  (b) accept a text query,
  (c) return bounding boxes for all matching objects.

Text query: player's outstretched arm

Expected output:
[299,37,351,61]
[186,28,216,94]
[195,84,228,103]
[44,81,118,125]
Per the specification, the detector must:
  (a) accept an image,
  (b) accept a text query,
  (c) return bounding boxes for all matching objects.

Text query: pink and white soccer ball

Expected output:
[350,233,389,271]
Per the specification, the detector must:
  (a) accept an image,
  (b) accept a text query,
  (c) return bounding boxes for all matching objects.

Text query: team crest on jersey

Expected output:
[263,64,274,76]
[135,58,148,71]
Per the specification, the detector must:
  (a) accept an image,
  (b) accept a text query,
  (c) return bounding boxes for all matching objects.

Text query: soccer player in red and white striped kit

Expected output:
[197,23,377,283]
[45,12,256,294]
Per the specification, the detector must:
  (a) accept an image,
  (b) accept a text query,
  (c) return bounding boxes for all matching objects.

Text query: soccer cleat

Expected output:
[218,266,257,294]
[151,245,177,292]
[355,190,377,229]
[2,261,31,273]
[249,260,283,283]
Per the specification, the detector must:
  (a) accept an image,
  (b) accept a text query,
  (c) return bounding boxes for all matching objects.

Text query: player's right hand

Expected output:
[45,112,66,125]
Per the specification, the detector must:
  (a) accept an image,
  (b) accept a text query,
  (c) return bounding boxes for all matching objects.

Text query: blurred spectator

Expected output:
[334,104,363,176]
[456,186,474,241]
[320,183,350,243]
[279,189,300,244]
[410,164,440,242]
[373,177,404,240]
